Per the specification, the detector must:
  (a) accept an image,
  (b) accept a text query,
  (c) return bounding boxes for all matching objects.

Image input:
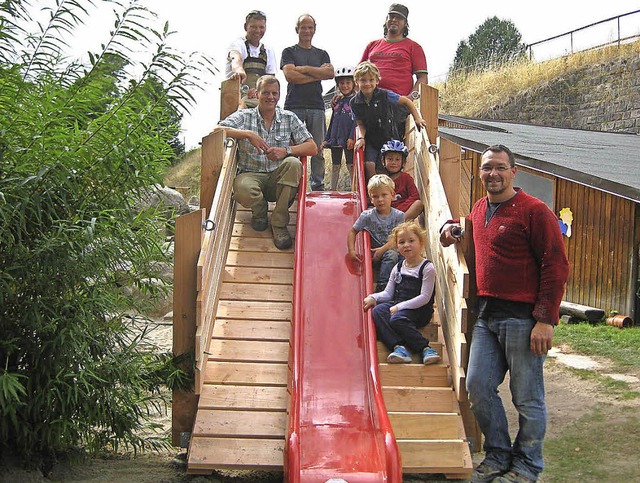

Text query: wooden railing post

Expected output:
[220,77,240,120]
[200,129,226,219]
[172,208,205,446]
[419,84,439,145]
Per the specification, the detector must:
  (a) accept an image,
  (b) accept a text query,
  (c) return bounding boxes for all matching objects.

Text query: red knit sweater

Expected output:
[463,189,569,325]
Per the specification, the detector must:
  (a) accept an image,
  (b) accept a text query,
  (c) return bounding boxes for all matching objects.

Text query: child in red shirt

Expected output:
[381,140,423,220]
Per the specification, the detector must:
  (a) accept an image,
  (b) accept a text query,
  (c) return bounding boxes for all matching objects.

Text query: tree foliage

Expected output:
[450,16,527,75]
[0,0,214,465]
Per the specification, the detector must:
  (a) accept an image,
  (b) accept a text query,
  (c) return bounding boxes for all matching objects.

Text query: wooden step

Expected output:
[397,440,472,474]
[225,250,293,269]
[223,266,293,285]
[378,363,450,387]
[189,437,284,471]
[192,409,286,438]
[207,339,289,363]
[229,236,294,253]
[212,318,290,341]
[220,282,293,302]
[388,412,465,439]
[382,386,459,413]
[216,300,291,321]
[204,361,288,386]
[198,384,288,411]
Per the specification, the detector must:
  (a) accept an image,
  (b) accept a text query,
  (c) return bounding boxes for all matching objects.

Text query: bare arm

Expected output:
[264,137,318,162]
[227,50,247,84]
[399,96,427,131]
[216,125,269,153]
[347,228,361,262]
[354,121,367,151]
[411,73,428,94]
[282,63,334,84]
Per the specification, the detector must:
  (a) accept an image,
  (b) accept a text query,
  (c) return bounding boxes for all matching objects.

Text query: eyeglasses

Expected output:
[246,10,266,21]
[480,165,511,173]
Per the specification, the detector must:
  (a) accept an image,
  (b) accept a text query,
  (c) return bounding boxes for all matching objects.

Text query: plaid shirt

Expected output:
[219,106,312,173]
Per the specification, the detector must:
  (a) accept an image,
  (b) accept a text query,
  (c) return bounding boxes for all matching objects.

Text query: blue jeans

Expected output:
[372,303,431,354]
[290,108,326,191]
[466,317,546,481]
[375,249,398,291]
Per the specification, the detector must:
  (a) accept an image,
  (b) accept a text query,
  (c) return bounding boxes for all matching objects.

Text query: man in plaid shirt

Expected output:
[217,75,317,249]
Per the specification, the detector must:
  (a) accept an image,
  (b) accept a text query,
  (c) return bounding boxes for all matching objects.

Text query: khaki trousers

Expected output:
[233,157,302,228]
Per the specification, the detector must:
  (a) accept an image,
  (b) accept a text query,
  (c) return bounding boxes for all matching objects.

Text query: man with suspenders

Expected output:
[226,10,278,108]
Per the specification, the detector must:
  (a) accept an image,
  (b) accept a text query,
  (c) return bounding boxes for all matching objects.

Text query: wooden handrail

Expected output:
[194,131,237,394]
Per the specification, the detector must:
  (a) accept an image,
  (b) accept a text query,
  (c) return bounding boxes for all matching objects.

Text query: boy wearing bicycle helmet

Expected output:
[381,140,424,220]
[321,66,357,190]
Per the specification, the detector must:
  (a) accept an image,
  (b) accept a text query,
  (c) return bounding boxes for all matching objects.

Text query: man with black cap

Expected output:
[360,3,428,98]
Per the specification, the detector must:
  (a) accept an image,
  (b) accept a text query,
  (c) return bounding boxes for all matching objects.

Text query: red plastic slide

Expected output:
[285,156,401,482]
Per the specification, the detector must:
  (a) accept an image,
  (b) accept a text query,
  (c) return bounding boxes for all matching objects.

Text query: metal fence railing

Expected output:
[526,9,640,62]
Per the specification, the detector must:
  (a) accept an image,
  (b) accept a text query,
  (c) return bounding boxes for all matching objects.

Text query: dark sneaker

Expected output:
[493,470,536,483]
[250,215,268,232]
[387,345,412,363]
[271,225,292,250]
[422,346,441,365]
[471,461,507,483]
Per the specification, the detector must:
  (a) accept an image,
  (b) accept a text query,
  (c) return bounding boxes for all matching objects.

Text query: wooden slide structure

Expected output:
[172,83,479,480]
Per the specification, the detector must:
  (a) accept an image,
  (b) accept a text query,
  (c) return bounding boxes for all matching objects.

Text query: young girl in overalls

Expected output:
[363,221,440,364]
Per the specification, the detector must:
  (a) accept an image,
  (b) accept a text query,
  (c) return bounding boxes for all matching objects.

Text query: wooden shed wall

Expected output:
[555,179,637,316]
[447,146,638,319]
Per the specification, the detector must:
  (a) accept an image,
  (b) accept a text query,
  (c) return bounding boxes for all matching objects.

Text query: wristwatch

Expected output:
[285,146,292,157]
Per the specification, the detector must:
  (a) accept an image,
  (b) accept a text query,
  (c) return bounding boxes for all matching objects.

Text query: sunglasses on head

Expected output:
[246,10,266,22]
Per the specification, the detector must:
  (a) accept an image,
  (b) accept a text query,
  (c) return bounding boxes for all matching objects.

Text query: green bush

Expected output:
[0,0,212,465]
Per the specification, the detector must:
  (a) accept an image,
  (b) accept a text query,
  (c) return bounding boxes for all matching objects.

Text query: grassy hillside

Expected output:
[436,40,640,117]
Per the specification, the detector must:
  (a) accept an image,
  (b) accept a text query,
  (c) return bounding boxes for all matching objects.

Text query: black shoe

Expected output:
[251,215,268,232]
[471,461,508,483]
[271,225,292,250]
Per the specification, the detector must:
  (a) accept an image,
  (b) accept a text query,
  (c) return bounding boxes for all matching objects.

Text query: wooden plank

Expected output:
[378,364,450,387]
[419,84,438,145]
[188,437,284,471]
[204,361,288,386]
[235,209,297,226]
[192,409,287,438]
[200,129,225,218]
[388,412,463,439]
[207,339,289,363]
[382,387,458,413]
[225,250,294,269]
[223,266,293,285]
[212,318,291,341]
[439,138,462,219]
[233,222,297,237]
[229,236,294,253]
[220,282,293,302]
[198,385,288,411]
[172,209,205,446]
[398,440,472,472]
[220,76,240,120]
[216,300,291,321]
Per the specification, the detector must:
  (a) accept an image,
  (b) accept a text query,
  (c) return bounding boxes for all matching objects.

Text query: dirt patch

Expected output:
[4,321,637,482]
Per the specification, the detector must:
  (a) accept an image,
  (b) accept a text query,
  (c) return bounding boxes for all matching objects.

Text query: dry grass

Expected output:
[163,148,202,198]
[437,40,640,117]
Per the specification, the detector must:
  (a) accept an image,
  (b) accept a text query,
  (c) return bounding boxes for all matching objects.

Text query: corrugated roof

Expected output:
[439,115,640,202]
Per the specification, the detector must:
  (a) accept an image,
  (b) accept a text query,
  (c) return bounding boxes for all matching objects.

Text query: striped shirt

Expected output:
[219,106,312,173]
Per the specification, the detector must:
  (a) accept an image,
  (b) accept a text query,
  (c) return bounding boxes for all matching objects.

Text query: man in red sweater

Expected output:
[440,145,569,483]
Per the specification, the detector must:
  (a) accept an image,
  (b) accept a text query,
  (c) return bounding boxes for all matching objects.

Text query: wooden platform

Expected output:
[187,206,472,478]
